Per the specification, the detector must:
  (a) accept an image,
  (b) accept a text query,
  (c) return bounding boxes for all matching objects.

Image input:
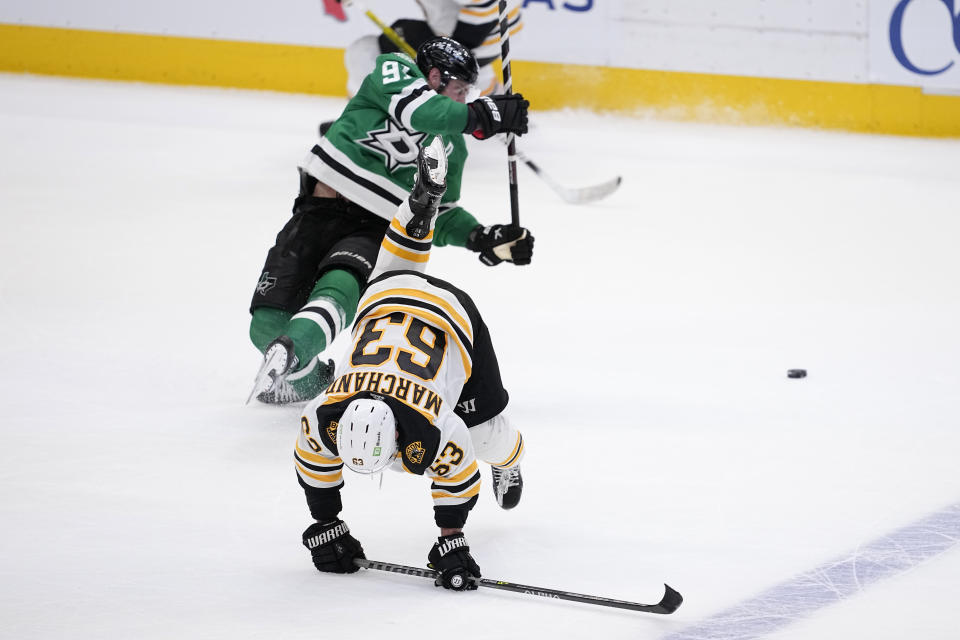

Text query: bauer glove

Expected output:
[427,533,481,591]
[464,94,529,140]
[466,224,535,266]
[302,519,365,574]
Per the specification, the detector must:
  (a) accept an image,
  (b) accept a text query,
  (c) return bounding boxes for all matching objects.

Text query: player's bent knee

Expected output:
[469,413,524,468]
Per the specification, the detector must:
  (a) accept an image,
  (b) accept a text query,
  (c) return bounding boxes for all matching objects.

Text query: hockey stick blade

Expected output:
[509,143,622,205]
[354,559,682,614]
[544,173,623,205]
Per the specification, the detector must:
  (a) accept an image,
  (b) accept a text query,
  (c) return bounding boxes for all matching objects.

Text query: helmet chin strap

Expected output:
[367,469,386,489]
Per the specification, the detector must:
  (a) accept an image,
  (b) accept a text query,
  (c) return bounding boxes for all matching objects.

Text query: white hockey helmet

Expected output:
[337,398,398,474]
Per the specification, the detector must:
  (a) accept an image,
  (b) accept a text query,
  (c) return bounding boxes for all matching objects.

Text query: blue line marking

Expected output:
[663,502,960,640]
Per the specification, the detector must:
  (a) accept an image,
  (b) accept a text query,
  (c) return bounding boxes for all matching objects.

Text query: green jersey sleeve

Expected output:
[434,206,480,248]
[361,53,469,136]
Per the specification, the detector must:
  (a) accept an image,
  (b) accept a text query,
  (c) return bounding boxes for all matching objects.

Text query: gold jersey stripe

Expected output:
[390,217,433,241]
[461,6,500,18]
[361,287,473,342]
[493,434,524,468]
[432,483,482,500]
[295,445,340,465]
[481,23,523,47]
[382,240,430,263]
[296,461,343,484]
[469,6,520,23]
[432,461,479,484]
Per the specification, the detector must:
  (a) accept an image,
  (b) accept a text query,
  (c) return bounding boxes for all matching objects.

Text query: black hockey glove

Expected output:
[427,533,481,591]
[466,224,535,266]
[464,94,529,140]
[302,519,365,574]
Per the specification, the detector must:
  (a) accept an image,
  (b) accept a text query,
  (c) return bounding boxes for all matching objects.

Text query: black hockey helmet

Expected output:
[416,37,479,89]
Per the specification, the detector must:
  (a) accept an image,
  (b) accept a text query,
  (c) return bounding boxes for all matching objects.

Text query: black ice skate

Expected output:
[491,465,523,510]
[406,136,447,240]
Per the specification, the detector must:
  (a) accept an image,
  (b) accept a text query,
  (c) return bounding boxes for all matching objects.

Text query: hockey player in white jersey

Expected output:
[296,136,525,590]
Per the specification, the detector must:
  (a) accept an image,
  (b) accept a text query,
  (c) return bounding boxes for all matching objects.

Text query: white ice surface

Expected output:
[1,74,959,639]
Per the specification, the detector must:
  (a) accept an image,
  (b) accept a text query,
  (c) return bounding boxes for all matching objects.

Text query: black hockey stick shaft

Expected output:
[354,558,683,614]
[497,0,521,226]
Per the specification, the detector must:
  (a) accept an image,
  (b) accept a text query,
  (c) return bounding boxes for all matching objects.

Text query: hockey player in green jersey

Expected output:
[248,37,532,405]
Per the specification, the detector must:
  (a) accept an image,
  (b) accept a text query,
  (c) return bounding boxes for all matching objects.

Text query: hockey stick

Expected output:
[496,0,521,225]
[327,1,418,57]
[508,143,623,205]
[354,558,683,614]
[350,6,620,205]
[335,3,622,205]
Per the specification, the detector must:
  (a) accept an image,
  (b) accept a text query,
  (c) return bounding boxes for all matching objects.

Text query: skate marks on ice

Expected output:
[663,502,960,640]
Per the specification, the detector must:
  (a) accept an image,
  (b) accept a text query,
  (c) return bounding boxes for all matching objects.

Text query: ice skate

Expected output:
[257,358,335,404]
[247,336,299,404]
[491,464,523,510]
[256,376,303,405]
[250,338,336,405]
[406,136,447,239]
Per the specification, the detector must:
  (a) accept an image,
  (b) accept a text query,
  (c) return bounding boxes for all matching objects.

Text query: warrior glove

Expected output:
[302,519,365,574]
[428,533,481,591]
[465,94,529,140]
[466,224,535,266]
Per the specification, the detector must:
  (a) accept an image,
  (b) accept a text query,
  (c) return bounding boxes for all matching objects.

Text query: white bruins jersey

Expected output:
[296,270,482,523]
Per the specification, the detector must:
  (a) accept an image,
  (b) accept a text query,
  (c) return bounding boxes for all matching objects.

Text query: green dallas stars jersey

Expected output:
[301,52,479,247]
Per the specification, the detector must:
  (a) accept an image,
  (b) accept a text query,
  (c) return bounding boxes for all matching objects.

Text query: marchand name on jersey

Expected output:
[324,372,443,419]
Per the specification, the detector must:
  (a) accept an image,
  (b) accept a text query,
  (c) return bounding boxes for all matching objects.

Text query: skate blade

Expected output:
[245,348,288,405]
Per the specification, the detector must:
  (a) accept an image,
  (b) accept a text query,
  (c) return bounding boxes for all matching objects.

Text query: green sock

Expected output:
[250,269,361,399]
[285,267,361,373]
[249,307,291,354]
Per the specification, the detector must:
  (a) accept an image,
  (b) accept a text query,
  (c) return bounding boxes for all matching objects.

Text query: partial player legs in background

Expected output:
[248,185,387,405]
[469,413,524,509]
[344,35,382,97]
[318,35,381,137]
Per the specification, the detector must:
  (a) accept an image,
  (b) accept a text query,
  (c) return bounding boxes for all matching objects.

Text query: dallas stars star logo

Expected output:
[358,119,427,171]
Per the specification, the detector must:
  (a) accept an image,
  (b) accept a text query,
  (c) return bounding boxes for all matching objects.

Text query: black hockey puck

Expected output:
[787,369,807,379]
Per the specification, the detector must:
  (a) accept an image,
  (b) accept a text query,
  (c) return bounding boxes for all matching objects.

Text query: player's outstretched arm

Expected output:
[425,413,482,591]
[464,93,529,139]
